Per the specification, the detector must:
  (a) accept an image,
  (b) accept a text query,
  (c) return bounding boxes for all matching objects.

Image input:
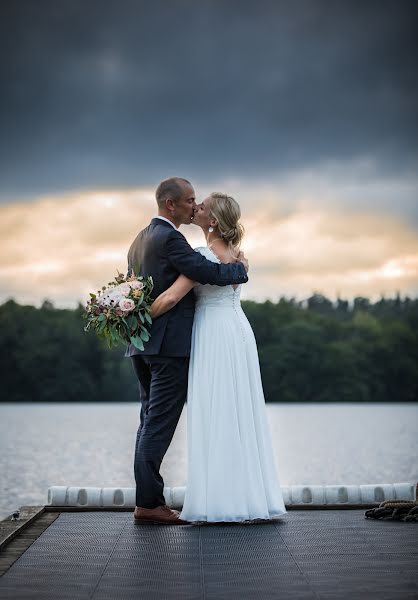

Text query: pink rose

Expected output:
[119,298,135,312]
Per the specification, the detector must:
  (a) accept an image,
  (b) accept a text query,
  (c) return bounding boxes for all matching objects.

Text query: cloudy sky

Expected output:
[1,0,417,306]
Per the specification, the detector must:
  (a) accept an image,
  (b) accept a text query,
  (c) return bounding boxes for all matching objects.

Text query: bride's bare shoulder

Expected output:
[209,244,240,264]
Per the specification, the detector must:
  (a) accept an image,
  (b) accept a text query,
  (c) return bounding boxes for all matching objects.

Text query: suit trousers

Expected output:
[131,354,189,508]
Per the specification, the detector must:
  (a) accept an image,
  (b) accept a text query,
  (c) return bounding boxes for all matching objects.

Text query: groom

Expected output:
[127,177,249,524]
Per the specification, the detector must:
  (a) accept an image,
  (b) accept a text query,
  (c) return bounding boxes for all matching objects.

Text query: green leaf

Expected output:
[130,335,144,351]
[98,313,106,321]
[140,329,150,342]
[126,315,138,330]
[119,320,130,337]
[138,312,145,323]
[110,329,119,342]
[144,312,152,325]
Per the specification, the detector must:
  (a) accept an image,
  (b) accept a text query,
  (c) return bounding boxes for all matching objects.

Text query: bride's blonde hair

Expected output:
[209,192,245,250]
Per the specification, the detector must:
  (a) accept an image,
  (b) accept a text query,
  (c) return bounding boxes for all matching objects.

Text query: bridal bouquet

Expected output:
[84,271,154,350]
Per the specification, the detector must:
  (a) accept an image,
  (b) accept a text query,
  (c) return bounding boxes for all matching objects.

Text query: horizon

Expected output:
[0,286,413,312]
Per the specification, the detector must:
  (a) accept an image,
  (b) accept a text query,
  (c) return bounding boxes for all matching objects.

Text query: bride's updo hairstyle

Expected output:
[209,192,245,249]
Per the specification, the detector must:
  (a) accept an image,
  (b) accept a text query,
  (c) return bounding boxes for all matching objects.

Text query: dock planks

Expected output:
[0,509,417,599]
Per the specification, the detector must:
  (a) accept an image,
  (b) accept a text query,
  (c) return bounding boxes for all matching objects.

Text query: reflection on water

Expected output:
[0,402,417,520]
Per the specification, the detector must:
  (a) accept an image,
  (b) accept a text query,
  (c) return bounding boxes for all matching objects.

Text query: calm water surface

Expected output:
[1,402,417,520]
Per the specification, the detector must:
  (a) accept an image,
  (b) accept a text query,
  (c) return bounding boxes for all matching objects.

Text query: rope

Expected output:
[365,500,418,522]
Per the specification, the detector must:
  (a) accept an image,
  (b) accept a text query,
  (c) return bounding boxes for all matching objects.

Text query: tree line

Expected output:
[0,292,417,403]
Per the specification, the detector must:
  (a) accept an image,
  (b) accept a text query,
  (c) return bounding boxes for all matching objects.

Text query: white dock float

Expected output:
[47,482,417,508]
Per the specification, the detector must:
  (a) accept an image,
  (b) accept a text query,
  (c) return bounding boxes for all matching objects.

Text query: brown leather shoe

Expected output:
[134,504,188,525]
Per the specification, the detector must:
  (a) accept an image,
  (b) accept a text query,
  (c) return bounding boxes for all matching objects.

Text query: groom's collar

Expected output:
[152,216,178,230]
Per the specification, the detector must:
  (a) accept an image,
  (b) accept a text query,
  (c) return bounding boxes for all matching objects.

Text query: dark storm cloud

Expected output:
[0,0,417,199]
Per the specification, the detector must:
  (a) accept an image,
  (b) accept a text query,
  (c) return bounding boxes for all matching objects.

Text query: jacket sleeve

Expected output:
[166,231,248,286]
[127,247,136,277]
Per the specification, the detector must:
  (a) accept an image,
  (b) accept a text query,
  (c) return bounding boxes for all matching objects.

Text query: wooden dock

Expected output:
[0,506,417,599]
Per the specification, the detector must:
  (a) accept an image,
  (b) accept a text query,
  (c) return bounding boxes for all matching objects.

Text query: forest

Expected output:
[0,293,417,403]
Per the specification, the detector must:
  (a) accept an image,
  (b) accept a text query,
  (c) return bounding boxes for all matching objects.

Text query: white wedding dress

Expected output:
[179,246,287,522]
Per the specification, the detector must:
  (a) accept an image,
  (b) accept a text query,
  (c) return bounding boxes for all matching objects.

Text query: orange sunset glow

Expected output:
[1,183,417,307]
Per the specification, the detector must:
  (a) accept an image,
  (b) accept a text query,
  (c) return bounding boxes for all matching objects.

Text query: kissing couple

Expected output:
[126,177,287,524]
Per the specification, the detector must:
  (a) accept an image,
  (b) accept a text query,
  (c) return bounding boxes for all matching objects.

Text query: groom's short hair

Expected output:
[156,177,191,208]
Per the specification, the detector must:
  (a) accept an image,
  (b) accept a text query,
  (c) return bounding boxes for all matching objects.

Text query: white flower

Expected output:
[99,290,122,306]
[116,283,131,296]
[99,294,113,307]
[119,298,135,312]
[129,280,144,290]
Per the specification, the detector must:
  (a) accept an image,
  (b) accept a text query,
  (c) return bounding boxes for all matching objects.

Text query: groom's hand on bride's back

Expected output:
[236,251,249,273]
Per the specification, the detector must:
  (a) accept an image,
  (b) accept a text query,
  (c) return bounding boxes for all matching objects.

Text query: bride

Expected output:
[149,192,287,522]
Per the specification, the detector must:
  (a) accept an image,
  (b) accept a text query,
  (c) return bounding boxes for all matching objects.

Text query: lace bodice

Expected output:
[193,246,242,308]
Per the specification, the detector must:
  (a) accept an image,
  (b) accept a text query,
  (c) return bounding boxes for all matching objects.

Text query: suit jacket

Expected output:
[125,218,248,357]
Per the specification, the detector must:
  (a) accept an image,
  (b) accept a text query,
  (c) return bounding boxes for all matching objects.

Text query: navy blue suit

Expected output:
[128,218,248,508]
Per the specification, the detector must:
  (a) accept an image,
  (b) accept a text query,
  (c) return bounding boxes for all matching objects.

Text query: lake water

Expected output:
[0,402,417,520]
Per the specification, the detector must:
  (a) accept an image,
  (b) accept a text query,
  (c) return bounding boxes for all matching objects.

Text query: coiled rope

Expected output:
[365,499,418,522]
